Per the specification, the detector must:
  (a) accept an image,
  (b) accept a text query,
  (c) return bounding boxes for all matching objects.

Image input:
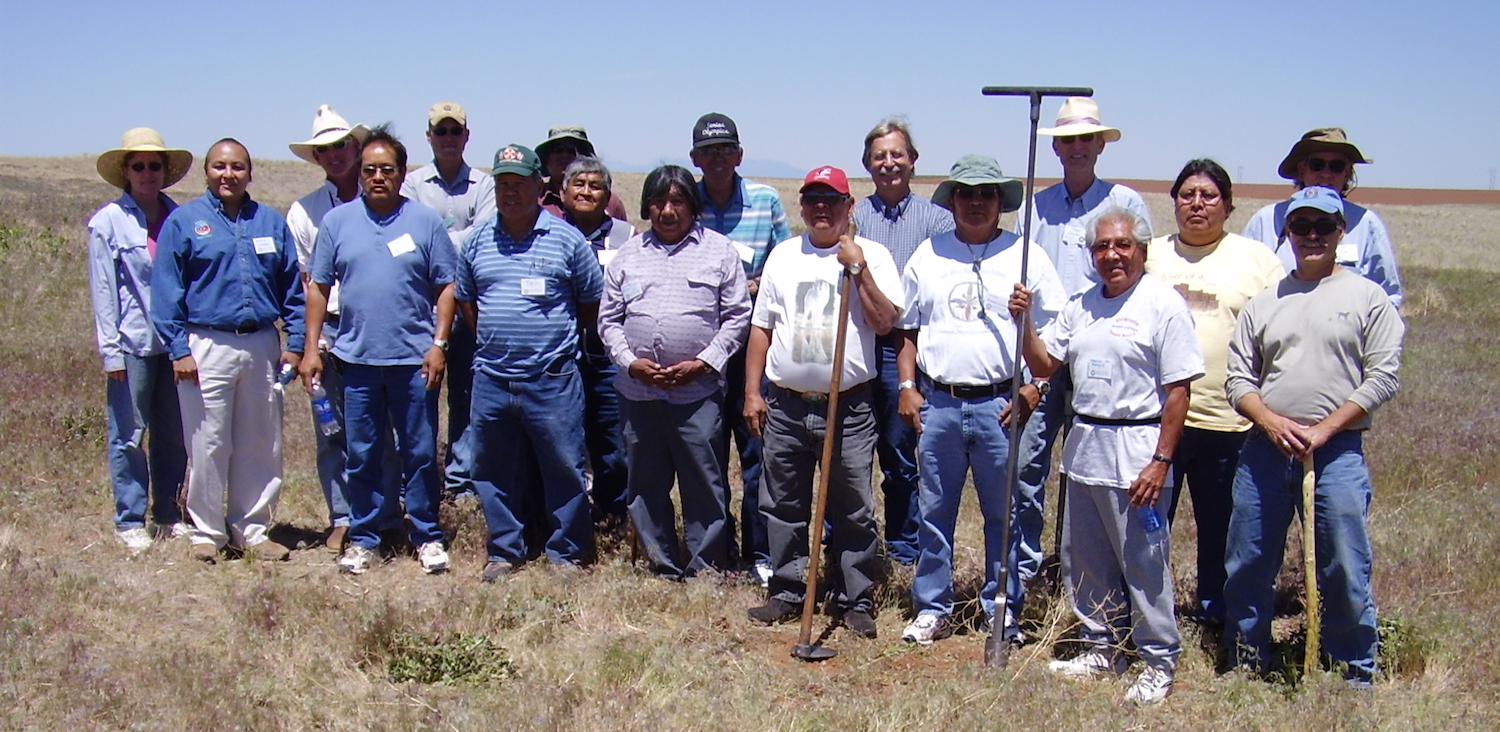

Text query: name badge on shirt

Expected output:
[253,237,277,255]
[521,277,548,297]
[1087,358,1113,382]
[387,234,417,257]
[1335,242,1358,265]
[622,280,644,302]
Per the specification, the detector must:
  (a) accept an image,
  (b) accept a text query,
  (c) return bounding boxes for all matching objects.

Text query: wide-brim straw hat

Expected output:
[288,105,370,164]
[96,127,193,190]
[1037,97,1121,142]
[1277,127,1373,180]
[932,154,1024,213]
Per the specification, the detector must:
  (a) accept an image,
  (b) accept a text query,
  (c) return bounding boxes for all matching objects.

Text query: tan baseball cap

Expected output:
[428,101,467,127]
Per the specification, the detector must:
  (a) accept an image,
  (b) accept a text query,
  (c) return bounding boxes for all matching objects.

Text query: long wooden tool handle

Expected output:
[1302,455,1320,679]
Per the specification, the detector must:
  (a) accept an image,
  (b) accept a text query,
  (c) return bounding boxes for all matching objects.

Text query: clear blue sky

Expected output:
[0,0,1491,189]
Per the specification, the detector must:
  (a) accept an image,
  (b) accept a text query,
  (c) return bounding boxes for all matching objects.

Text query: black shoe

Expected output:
[481,560,514,583]
[747,598,800,625]
[841,608,878,639]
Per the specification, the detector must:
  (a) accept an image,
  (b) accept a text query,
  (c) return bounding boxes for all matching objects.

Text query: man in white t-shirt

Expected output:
[742,166,901,638]
[894,155,1066,646]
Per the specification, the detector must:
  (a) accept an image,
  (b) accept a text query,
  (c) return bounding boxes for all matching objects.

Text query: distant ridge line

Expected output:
[906,177,1500,206]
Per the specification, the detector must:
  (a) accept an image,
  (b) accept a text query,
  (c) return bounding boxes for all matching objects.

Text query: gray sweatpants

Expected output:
[1062,480,1181,672]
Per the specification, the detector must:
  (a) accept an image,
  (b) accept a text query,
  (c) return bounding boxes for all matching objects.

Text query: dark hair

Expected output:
[640,165,702,220]
[362,124,407,170]
[1169,158,1234,214]
[205,137,251,172]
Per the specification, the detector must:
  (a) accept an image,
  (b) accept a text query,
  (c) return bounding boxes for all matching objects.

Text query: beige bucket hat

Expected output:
[288,105,370,164]
[1037,97,1122,142]
[1276,127,1372,180]
[95,127,194,190]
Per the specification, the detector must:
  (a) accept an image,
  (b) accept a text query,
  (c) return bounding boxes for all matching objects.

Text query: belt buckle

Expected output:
[803,390,828,404]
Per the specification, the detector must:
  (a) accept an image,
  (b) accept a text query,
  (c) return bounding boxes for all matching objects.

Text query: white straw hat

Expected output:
[288,105,370,164]
[1037,97,1121,142]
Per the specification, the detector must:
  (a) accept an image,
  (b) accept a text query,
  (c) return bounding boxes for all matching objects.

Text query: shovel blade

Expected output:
[791,643,838,662]
[984,633,1011,669]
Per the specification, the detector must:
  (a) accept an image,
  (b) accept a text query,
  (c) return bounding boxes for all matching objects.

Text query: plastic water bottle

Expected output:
[272,363,296,393]
[1138,506,1167,547]
[310,382,341,436]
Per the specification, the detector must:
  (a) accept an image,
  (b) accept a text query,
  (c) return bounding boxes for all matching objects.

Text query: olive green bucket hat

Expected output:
[932,154,1024,213]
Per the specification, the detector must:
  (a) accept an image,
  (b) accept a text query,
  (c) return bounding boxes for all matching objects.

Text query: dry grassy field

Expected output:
[2,155,1499,730]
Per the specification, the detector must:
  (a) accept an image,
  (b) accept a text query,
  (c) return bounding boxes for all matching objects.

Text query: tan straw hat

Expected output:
[1037,97,1122,142]
[95,127,194,190]
[1276,127,1372,180]
[288,105,370,164]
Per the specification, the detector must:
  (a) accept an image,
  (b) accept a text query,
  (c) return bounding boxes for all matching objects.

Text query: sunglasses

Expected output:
[698,144,740,158]
[129,161,163,173]
[361,164,399,177]
[431,125,465,137]
[954,186,1000,201]
[548,143,581,156]
[1287,218,1340,237]
[1057,133,1096,144]
[800,191,848,207]
[315,138,351,155]
[1304,158,1348,174]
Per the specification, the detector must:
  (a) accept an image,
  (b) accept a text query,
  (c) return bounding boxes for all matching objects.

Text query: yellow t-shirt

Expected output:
[1146,232,1285,431]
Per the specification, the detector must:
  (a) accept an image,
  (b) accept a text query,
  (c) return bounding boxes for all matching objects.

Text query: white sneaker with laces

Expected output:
[753,561,773,588]
[338,545,376,575]
[901,614,953,645]
[1047,649,1126,679]
[1125,664,1174,705]
[418,541,450,574]
[116,527,153,553]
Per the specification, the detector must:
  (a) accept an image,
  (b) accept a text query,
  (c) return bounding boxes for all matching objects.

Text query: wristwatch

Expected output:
[1151,453,1173,465]
[847,261,866,276]
[897,379,917,391]
[1031,379,1051,396]
[432,338,450,352]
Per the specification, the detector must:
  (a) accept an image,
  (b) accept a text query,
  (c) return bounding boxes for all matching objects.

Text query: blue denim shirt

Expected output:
[87,191,176,370]
[152,191,306,359]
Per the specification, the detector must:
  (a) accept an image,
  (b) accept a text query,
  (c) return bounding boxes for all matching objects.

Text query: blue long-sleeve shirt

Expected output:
[87,191,176,370]
[151,191,306,359]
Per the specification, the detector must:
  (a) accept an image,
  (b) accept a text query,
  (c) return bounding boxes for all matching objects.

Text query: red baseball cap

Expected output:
[800,165,850,196]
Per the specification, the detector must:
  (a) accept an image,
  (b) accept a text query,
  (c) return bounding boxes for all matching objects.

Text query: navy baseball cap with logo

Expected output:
[692,113,740,148]
[491,144,542,177]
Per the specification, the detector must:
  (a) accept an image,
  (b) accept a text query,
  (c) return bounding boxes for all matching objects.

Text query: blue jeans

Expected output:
[721,349,769,568]
[912,388,1021,631]
[105,353,186,529]
[581,346,628,519]
[871,334,921,563]
[341,363,444,550]
[444,314,478,495]
[321,352,403,531]
[1017,365,1074,582]
[471,366,591,565]
[1166,426,1248,623]
[1223,429,1378,681]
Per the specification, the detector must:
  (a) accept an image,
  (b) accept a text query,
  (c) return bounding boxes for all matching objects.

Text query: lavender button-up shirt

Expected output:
[599,225,751,404]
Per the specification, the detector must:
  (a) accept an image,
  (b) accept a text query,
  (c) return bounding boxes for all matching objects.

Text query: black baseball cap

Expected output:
[692,113,740,149]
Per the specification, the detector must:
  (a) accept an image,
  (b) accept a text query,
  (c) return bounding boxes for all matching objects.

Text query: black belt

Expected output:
[774,381,870,404]
[1074,414,1161,426]
[929,377,1014,400]
[204,323,267,336]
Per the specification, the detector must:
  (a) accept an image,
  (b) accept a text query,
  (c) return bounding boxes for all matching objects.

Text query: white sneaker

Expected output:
[338,545,375,575]
[1047,649,1126,679]
[753,561,773,588]
[901,614,953,645]
[418,541,449,575]
[1125,665,1174,705]
[116,527,153,553]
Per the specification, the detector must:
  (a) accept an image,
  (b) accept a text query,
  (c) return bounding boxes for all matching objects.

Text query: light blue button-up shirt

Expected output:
[1017,178,1153,298]
[400,161,497,249]
[87,191,176,370]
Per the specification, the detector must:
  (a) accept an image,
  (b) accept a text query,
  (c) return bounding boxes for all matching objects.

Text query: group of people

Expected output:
[87,97,1403,703]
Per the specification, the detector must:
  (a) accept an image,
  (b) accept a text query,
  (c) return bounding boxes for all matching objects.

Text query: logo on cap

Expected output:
[701,123,729,137]
[500,147,523,161]
[814,167,833,180]
[1303,188,1320,198]
[194,222,211,237]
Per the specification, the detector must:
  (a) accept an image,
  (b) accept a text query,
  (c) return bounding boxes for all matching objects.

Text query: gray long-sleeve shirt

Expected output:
[1226,268,1404,430]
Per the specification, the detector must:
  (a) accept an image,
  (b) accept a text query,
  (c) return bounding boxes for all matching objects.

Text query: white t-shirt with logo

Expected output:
[752,234,901,393]
[899,230,1066,385]
[1041,273,1205,488]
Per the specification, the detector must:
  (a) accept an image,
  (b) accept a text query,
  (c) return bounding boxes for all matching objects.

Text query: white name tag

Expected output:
[1335,242,1358,265]
[1087,358,1113,381]
[621,280,644,302]
[253,237,276,255]
[387,234,417,257]
[521,277,548,297]
[597,250,618,268]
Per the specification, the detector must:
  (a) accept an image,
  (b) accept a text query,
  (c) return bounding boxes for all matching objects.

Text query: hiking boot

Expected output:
[747,598,801,625]
[190,542,218,564]
[1125,664,1174,705]
[1048,649,1127,679]
[338,545,376,575]
[481,559,513,583]
[841,608,878,639]
[418,541,450,575]
[325,525,348,554]
[901,614,953,645]
[116,527,153,554]
[248,539,291,562]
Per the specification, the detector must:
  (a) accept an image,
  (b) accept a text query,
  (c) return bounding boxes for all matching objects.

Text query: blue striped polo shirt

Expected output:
[698,174,792,279]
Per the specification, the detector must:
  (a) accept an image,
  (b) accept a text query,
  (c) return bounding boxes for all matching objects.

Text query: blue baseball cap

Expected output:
[1286,186,1345,218]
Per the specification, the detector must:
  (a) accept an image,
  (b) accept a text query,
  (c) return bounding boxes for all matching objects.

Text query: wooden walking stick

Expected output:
[1302,455,1321,679]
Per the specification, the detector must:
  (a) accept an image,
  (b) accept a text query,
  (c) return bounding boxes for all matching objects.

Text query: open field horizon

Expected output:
[2,155,1499,729]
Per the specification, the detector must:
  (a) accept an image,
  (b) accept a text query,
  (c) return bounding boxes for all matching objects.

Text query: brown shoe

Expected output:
[248,539,291,562]
[325,525,349,554]
[191,542,218,564]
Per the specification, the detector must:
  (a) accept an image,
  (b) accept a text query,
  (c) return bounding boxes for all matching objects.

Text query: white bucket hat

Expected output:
[95,127,194,190]
[288,105,370,164]
[1037,97,1121,142]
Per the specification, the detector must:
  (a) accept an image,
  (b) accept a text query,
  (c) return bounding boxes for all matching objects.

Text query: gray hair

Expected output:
[862,116,919,168]
[562,156,612,195]
[1084,207,1152,248]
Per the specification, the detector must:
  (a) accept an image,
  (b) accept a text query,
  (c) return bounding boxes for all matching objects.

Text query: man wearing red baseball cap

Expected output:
[743,166,901,638]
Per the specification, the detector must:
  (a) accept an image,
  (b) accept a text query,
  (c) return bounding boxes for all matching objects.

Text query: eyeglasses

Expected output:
[800,191,848,207]
[1304,157,1348,174]
[431,125,465,137]
[1287,218,1340,237]
[1057,133,1096,144]
[698,144,740,158]
[315,138,351,155]
[547,143,580,156]
[1175,189,1222,205]
[954,186,1000,201]
[129,161,163,173]
[361,164,399,177]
